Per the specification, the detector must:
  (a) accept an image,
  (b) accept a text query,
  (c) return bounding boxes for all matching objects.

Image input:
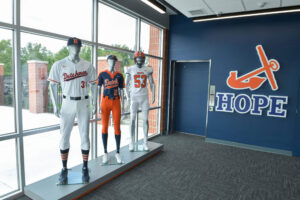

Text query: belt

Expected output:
[63,95,88,100]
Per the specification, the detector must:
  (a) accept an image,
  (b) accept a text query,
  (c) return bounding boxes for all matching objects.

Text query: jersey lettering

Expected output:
[63,70,88,81]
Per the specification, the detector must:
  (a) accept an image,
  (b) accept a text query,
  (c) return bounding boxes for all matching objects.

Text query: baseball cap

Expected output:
[107,55,118,61]
[67,37,82,47]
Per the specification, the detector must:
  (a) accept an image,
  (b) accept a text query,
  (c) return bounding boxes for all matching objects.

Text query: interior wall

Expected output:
[168,13,300,155]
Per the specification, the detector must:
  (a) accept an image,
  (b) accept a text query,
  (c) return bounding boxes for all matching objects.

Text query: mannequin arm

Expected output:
[124,73,131,101]
[98,85,102,114]
[49,82,60,118]
[119,89,124,113]
[148,74,156,104]
[89,82,97,115]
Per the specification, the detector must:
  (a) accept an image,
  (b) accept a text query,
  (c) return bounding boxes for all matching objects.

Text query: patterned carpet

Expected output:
[18,133,300,200]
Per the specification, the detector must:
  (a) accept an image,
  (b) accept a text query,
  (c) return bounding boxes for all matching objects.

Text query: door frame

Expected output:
[167,60,212,137]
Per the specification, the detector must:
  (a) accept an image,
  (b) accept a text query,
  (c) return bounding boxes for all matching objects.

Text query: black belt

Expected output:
[63,95,88,100]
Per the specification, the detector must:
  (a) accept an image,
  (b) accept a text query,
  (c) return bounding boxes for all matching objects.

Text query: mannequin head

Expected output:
[134,51,145,68]
[107,55,118,72]
[67,37,82,61]
[68,45,81,58]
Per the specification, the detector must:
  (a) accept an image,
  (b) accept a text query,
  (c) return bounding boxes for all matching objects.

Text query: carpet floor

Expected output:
[18,133,300,200]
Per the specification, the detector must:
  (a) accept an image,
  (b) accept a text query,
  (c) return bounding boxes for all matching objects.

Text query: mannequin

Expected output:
[125,51,155,151]
[98,55,124,164]
[48,37,97,184]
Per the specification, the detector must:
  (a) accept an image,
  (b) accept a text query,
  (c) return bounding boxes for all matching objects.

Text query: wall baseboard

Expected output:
[205,138,292,156]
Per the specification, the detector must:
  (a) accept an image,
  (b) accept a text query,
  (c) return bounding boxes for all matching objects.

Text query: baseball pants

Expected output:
[60,97,90,150]
[101,96,121,135]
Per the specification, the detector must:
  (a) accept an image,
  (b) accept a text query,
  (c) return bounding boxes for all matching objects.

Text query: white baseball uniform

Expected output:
[125,64,153,121]
[48,57,97,150]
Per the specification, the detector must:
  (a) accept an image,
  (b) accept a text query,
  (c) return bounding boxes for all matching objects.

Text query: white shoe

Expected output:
[102,153,108,164]
[129,143,134,152]
[115,153,122,164]
[143,143,149,151]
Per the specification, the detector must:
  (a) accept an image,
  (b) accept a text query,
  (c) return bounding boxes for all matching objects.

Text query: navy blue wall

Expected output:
[168,13,300,155]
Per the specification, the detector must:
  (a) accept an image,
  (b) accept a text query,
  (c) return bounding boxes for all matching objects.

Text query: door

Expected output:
[173,62,209,136]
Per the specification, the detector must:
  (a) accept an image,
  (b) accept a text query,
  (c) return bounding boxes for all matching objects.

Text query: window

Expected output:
[98,3,137,51]
[0,1,165,198]
[0,29,14,135]
[21,0,92,40]
[0,139,18,197]
[0,1,12,24]
[141,21,163,57]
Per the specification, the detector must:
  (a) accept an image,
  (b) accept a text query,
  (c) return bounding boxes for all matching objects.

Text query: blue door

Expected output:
[174,62,209,136]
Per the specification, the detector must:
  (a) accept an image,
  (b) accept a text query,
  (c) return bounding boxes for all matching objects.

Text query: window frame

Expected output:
[0,0,165,198]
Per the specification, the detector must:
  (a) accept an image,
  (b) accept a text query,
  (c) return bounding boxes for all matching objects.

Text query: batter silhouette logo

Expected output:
[226,45,280,91]
[215,45,288,118]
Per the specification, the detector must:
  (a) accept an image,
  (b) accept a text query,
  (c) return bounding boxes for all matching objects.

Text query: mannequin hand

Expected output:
[53,106,60,118]
[152,95,155,104]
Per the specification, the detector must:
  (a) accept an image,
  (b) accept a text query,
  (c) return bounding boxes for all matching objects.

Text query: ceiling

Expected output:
[163,0,300,18]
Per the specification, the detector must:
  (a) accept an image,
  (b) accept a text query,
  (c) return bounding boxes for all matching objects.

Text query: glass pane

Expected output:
[98,3,136,51]
[138,109,160,138]
[21,33,93,130]
[0,1,12,24]
[21,0,92,41]
[141,21,162,57]
[24,127,91,184]
[0,29,14,135]
[0,139,18,196]
[144,57,161,107]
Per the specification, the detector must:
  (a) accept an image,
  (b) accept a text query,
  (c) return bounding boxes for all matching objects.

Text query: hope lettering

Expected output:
[215,92,288,118]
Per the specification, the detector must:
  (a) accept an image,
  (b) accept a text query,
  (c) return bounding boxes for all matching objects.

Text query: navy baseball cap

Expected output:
[107,55,118,61]
[67,37,82,47]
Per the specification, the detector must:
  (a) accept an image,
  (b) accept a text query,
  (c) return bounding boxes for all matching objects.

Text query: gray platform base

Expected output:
[24,141,163,200]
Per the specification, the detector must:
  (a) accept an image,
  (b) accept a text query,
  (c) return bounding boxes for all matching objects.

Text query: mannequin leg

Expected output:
[112,99,121,153]
[77,99,90,167]
[141,96,150,151]
[141,109,149,151]
[101,98,111,154]
[60,100,76,168]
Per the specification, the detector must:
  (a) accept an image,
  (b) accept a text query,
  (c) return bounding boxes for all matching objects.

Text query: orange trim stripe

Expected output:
[73,150,162,200]
[47,78,59,84]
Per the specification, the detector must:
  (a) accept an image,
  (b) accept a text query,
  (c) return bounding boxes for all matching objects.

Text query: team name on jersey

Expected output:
[63,70,88,81]
[136,72,144,75]
[104,79,119,89]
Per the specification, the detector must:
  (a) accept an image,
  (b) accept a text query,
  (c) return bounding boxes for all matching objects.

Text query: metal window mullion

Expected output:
[91,0,99,160]
[136,18,141,51]
[13,0,26,191]
[157,59,163,134]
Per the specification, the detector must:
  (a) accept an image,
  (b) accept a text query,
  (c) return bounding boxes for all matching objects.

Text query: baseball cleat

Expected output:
[82,167,90,183]
[102,153,108,164]
[143,143,149,151]
[115,153,122,164]
[58,168,68,185]
[129,143,134,152]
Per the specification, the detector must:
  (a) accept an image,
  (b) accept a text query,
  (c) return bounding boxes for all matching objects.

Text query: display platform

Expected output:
[24,141,163,200]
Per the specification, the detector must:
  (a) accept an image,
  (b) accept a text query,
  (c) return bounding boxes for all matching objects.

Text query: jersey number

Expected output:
[81,81,86,88]
[134,75,147,88]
